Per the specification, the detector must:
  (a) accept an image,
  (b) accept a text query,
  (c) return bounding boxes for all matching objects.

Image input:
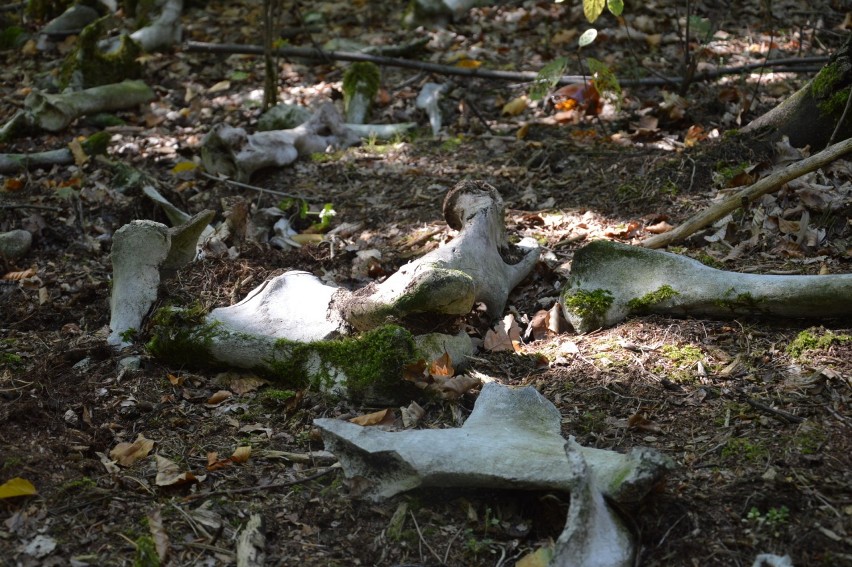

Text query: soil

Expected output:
[1,1,851,566]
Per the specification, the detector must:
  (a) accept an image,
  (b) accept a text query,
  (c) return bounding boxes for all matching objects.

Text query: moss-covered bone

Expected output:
[147,310,459,403]
[562,240,852,332]
[338,180,540,328]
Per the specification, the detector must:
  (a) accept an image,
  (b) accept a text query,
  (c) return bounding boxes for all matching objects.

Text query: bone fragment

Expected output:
[562,240,852,333]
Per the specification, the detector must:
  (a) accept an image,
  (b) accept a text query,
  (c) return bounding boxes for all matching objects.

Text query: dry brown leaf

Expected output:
[400,401,425,428]
[527,309,551,341]
[166,373,185,386]
[2,268,36,281]
[231,446,251,463]
[155,455,201,486]
[627,413,663,433]
[349,408,395,426]
[483,327,514,352]
[110,434,155,467]
[646,221,673,234]
[227,374,267,395]
[429,351,454,377]
[430,374,482,399]
[68,138,88,166]
[206,390,233,405]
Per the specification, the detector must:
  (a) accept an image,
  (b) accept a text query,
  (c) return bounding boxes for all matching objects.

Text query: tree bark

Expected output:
[743,34,852,149]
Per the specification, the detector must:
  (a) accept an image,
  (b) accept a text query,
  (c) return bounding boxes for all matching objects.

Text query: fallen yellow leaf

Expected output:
[0,477,37,499]
[501,96,528,116]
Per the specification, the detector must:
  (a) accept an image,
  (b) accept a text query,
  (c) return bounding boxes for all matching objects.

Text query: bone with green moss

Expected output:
[338,180,540,328]
[562,240,852,332]
[147,307,473,404]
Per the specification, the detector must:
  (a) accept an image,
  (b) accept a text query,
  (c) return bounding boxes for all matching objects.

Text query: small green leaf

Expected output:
[578,28,598,48]
[587,57,622,111]
[607,0,624,16]
[583,0,605,22]
[529,57,568,101]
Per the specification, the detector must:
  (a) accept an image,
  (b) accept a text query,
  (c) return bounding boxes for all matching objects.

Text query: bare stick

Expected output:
[184,41,825,88]
[640,136,852,248]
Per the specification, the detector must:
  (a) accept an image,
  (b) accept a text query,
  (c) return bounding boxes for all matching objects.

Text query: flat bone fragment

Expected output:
[336,180,541,329]
[201,103,361,182]
[314,382,673,502]
[562,240,852,333]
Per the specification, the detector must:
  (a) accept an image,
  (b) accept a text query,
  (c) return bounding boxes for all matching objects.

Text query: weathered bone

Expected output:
[562,240,852,333]
[336,180,541,329]
[108,210,214,347]
[142,182,533,400]
[200,103,361,182]
[315,382,673,501]
[315,383,672,566]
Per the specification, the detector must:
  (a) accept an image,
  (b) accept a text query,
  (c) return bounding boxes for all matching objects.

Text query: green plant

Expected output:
[746,505,790,531]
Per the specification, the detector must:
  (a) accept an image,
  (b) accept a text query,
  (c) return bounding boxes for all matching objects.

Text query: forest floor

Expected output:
[1,0,851,565]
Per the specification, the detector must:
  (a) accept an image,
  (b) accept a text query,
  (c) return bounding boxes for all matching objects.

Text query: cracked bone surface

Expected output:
[337,180,541,329]
[200,103,360,182]
[316,382,671,567]
[562,240,852,333]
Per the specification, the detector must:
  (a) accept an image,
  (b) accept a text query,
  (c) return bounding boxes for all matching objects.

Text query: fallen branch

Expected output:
[184,41,824,87]
[640,136,852,248]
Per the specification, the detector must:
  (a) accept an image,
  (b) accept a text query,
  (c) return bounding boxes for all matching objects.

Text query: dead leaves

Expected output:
[483,314,522,352]
[110,434,155,467]
[155,455,202,487]
[403,351,482,399]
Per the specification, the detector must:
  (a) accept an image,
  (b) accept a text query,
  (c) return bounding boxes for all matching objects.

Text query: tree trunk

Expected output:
[743,34,852,149]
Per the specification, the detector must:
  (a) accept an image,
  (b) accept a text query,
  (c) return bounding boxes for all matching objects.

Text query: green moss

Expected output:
[440,135,464,152]
[80,131,111,156]
[562,288,613,320]
[713,289,765,313]
[721,437,768,462]
[61,17,142,88]
[268,325,420,401]
[692,251,723,269]
[133,535,159,567]
[819,88,850,116]
[786,327,852,358]
[811,61,850,116]
[627,285,679,313]
[146,303,222,364]
[811,61,842,100]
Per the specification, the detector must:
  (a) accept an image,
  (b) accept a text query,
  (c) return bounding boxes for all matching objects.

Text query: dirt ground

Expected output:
[1,1,851,566]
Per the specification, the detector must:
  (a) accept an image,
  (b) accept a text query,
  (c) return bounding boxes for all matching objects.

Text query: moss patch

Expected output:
[627,285,679,314]
[267,325,420,402]
[146,303,222,365]
[562,289,613,320]
[786,327,852,358]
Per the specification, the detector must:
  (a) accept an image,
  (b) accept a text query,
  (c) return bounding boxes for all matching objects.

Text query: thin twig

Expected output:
[184,41,826,88]
[0,204,63,211]
[199,171,315,201]
[743,397,804,424]
[182,466,338,501]
[640,136,852,248]
[409,511,443,565]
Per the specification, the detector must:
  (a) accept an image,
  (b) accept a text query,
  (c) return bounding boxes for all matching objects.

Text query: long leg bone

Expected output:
[562,240,852,332]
